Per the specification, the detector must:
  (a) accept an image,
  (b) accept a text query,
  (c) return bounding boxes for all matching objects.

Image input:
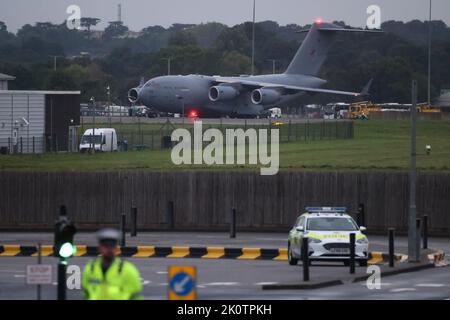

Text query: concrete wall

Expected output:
[0,171,449,235]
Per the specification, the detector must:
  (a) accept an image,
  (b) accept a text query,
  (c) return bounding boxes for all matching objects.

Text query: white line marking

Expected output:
[201,282,240,286]
[415,283,445,288]
[255,282,278,286]
[390,288,416,293]
[156,271,168,275]
[13,274,25,278]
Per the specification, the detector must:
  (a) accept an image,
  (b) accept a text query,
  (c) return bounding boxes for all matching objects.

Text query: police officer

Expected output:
[82,228,143,300]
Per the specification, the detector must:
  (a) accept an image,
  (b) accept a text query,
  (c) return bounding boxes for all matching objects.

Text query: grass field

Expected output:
[1,120,449,172]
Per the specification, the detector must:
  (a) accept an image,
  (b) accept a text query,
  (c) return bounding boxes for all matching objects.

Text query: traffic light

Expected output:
[54,205,77,259]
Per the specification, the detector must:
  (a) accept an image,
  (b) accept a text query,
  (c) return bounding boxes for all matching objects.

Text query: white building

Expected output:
[0,73,15,90]
[0,90,81,154]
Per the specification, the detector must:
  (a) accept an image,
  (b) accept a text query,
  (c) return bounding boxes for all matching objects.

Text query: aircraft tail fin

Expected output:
[284,22,382,76]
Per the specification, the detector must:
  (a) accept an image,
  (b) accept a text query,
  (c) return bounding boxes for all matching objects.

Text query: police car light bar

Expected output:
[305,207,347,213]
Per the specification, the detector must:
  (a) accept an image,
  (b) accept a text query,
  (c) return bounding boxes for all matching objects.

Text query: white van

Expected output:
[269,108,282,119]
[79,128,118,152]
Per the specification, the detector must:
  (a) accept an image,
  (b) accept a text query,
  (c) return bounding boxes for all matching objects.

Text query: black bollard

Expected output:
[301,237,310,281]
[422,215,428,249]
[388,228,395,267]
[349,233,355,274]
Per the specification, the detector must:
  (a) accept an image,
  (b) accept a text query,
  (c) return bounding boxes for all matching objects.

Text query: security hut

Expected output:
[0,89,81,154]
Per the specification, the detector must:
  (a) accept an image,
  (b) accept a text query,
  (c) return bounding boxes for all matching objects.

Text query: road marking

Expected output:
[415,283,445,288]
[0,245,21,256]
[390,288,416,293]
[167,247,190,258]
[156,271,168,275]
[158,282,168,286]
[237,248,260,260]
[201,282,240,286]
[31,245,53,257]
[14,274,25,278]
[273,248,288,261]
[255,282,278,286]
[360,282,392,286]
[133,246,155,258]
[202,247,225,259]
[368,252,383,265]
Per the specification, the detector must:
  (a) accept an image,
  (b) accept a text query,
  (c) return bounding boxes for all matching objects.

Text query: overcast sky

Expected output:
[0,0,449,33]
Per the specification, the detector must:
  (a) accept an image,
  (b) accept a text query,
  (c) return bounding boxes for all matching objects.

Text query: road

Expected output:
[0,256,449,300]
[2,232,450,255]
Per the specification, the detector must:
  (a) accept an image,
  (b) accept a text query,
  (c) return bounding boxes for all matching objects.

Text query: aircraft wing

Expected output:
[214,78,372,97]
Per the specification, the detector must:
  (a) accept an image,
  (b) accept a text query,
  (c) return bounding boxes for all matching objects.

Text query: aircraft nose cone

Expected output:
[128,88,140,103]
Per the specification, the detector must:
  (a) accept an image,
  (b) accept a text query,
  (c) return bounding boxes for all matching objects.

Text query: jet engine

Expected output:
[209,85,239,102]
[128,88,140,103]
[251,88,281,105]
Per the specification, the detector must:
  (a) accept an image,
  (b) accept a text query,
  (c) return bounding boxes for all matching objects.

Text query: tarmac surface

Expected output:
[1,232,449,255]
[0,232,448,300]
[0,256,448,300]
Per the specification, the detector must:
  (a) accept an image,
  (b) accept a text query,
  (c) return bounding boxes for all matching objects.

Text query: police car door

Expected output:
[293,216,306,256]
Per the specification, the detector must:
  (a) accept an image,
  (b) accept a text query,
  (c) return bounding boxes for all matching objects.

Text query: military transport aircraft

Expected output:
[128,20,380,118]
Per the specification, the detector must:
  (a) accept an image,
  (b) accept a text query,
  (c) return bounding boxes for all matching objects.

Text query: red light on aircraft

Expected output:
[188,110,198,118]
[315,18,323,25]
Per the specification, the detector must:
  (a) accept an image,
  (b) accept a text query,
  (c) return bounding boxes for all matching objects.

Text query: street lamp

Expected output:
[161,58,173,75]
[427,0,432,106]
[90,96,96,153]
[176,95,185,123]
[251,0,256,75]
[267,59,277,74]
[107,86,111,127]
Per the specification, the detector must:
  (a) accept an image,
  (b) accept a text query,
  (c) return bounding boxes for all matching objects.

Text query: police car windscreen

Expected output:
[307,217,358,231]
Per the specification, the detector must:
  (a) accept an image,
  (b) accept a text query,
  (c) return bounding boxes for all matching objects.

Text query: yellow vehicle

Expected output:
[417,103,441,113]
[348,101,380,119]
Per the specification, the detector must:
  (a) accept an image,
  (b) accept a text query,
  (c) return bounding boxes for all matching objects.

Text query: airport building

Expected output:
[0,74,81,154]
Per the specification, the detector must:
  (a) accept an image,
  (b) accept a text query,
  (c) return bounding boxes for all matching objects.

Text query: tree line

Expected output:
[0,19,449,105]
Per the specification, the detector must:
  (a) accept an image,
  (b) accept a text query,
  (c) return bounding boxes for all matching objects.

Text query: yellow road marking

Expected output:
[32,245,53,257]
[74,245,87,257]
[274,248,288,261]
[238,248,261,260]
[132,246,155,258]
[202,247,225,259]
[0,245,21,256]
[167,247,190,258]
[368,252,383,264]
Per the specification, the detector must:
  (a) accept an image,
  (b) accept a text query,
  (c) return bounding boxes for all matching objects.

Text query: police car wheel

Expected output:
[288,244,298,265]
[359,259,368,267]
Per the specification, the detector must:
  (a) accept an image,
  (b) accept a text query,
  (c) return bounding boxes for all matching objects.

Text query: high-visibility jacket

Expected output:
[82,258,143,300]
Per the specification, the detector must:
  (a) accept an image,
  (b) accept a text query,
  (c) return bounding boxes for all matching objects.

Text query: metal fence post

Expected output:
[301,237,310,281]
[166,201,174,230]
[349,233,355,274]
[131,206,137,237]
[422,215,428,249]
[388,228,395,267]
[230,208,236,239]
[121,213,126,247]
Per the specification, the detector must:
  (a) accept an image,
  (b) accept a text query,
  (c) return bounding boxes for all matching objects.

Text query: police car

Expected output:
[288,207,369,266]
